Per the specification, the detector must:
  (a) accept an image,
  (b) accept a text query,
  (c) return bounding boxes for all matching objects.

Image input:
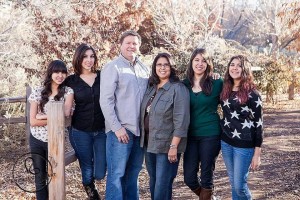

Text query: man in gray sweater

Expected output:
[100,30,150,200]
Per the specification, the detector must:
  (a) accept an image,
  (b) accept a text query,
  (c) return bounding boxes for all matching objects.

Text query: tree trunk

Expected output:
[288,83,295,100]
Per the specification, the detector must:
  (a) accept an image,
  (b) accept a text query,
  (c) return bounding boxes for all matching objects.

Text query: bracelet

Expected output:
[170,144,177,149]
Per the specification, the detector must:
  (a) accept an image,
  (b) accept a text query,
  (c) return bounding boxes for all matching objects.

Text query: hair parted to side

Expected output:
[72,43,98,75]
[119,30,141,44]
[149,53,180,86]
[40,60,68,113]
[220,55,256,104]
[186,48,213,95]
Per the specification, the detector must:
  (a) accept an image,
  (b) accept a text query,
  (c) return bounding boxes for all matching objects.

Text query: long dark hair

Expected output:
[149,53,179,86]
[220,55,256,104]
[72,43,98,75]
[186,48,213,95]
[40,60,67,113]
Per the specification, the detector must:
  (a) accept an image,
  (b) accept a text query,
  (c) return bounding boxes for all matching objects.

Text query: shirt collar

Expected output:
[119,54,138,66]
[157,81,172,91]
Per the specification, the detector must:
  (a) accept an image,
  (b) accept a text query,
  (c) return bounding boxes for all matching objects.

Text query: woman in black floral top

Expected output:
[220,55,263,200]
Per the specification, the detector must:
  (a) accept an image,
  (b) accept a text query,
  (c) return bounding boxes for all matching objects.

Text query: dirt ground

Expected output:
[0,97,299,200]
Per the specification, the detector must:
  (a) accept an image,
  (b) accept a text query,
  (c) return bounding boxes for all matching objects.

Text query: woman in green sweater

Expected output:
[183,48,223,200]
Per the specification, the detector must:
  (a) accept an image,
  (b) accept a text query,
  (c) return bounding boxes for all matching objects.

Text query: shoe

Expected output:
[199,187,213,200]
[83,182,101,200]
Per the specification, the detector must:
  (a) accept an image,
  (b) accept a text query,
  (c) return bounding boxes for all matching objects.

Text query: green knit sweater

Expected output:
[183,78,223,137]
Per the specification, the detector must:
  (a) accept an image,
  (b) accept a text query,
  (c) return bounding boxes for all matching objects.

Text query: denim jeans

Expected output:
[105,130,144,200]
[29,134,48,200]
[221,140,254,200]
[145,152,181,200]
[69,127,107,185]
[183,135,220,190]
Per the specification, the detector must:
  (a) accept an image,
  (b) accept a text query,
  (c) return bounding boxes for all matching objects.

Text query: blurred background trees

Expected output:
[0,0,299,100]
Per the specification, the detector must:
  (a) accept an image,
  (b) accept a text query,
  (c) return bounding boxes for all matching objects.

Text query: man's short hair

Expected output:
[119,30,141,44]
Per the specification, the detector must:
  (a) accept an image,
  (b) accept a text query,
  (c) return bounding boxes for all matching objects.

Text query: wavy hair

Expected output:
[186,48,213,95]
[149,53,179,86]
[40,60,67,113]
[220,55,256,104]
[72,43,98,75]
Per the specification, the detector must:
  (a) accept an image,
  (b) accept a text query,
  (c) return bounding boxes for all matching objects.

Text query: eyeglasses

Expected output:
[156,63,171,68]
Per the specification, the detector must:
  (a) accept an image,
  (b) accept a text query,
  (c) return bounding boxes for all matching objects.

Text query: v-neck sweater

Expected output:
[183,78,223,137]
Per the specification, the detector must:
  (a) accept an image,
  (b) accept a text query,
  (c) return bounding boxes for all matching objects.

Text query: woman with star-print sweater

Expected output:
[220,55,263,200]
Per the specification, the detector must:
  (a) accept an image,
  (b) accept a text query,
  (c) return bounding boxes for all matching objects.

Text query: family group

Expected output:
[28,30,263,200]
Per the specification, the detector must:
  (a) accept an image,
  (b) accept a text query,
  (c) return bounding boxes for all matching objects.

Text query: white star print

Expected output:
[248,93,253,98]
[233,97,239,102]
[241,119,251,129]
[256,118,263,127]
[241,106,249,112]
[231,129,241,139]
[249,121,254,127]
[224,118,230,127]
[255,98,262,108]
[231,111,240,119]
[223,99,230,108]
[249,109,255,116]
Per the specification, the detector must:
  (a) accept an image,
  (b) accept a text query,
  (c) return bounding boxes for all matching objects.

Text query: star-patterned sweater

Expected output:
[220,90,263,148]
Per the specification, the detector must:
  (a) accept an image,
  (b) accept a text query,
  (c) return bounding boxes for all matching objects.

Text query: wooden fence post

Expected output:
[25,86,32,147]
[47,101,65,200]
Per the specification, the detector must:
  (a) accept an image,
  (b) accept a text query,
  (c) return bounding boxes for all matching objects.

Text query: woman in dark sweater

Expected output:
[65,44,106,200]
[183,48,223,200]
[220,55,263,200]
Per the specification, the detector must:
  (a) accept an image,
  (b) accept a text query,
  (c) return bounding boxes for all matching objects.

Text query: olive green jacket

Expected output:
[140,81,190,154]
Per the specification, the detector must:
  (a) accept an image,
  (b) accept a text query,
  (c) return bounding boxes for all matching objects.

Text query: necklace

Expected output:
[192,85,202,92]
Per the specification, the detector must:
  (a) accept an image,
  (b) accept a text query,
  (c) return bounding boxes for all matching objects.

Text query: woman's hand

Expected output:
[36,113,47,120]
[251,147,261,170]
[168,148,178,163]
[211,73,220,80]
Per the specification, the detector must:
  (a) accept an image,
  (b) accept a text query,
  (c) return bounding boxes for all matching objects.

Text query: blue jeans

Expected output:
[183,135,220,190]
[105,130,144,200]
[145,152,181,200]
[69,127,107,185]
[29,134,48,200]
[221,140,254,200]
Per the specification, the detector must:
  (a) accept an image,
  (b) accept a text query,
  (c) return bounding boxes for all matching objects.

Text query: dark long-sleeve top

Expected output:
[65,70,105,132]
[220,90,263,148]
[183,78,223,137]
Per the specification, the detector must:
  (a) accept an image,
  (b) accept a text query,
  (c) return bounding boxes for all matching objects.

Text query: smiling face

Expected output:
[51,71,67,86]
[229,58,242,81]
[120,35,140,62]
[192,53,208,77]
[81,49,95,72]
[155,57,171,82]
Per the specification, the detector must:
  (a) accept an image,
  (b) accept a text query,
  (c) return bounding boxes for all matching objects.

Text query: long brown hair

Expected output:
[40,60,67,113]
[220,55,256,104]
[186,48,213,95]
[72,43,98,75]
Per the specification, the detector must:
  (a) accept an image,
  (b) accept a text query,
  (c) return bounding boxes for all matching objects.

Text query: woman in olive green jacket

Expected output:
[140,53,190,200]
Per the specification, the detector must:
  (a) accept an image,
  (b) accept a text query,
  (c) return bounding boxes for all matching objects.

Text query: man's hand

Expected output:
[115,127,129,144]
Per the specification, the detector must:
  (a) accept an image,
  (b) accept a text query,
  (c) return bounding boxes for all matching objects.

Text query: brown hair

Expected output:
[119,30,141,44]
[72,43,98,75]
[149,53,179,86]
[40,60,67,113]
[186,48,213,95]
[220,55,256,104]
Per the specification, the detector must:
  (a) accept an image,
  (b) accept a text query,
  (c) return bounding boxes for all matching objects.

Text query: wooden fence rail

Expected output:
[0,87,77,199]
